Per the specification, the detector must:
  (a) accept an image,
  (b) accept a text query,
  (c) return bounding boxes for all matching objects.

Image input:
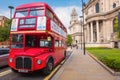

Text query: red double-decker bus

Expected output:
[8,2,67,75]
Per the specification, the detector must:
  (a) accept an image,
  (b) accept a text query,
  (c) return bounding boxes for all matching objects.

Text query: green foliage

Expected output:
[114,17,120,38]
[103,57,120,71]
[67,35,73,46]
[0,19,11,42]
[87,47,120,71]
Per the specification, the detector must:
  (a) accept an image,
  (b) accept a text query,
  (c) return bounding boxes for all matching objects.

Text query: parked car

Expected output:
[0,48,9,67]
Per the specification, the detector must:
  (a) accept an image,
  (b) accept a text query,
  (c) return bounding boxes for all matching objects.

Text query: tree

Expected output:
[67,35,73,46]
[0,19,12,42]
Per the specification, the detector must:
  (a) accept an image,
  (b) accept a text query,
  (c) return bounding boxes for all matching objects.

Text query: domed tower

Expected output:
[70,8,79,25]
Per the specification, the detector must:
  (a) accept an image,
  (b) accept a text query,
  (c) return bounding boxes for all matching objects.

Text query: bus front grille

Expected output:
[15,57,32,70]
[16,57,23,69]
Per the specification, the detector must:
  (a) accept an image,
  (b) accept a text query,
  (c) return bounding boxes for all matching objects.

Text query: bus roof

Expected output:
[16,2,50,10]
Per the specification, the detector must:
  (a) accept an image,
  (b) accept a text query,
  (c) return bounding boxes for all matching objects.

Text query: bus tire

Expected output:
[42,59,53,75]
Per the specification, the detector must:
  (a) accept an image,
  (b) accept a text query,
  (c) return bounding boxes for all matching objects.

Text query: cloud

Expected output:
[53,6,82,33]
[0,9,10,18]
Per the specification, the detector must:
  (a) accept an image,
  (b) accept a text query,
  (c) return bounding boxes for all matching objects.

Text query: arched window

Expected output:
[96,3,100,13]
[113,3,116,8]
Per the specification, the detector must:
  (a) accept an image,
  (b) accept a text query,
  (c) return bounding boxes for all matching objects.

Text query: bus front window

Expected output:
[11,34,23,48]
[15,9,28,17]
[26,18,36,24]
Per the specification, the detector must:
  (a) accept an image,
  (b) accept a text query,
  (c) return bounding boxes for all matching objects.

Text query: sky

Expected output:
[0,0,88,33]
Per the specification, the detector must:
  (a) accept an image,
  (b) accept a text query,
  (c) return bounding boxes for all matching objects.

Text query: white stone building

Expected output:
[83,0,120,48]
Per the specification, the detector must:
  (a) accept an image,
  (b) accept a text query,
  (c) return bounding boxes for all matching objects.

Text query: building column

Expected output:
[90,22,93,43]
[102,21,106,42]
[88,24,91,43]
[87,24,90,43]
[96,20,100,43]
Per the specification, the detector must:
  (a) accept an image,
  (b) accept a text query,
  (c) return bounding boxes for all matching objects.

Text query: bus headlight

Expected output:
[37,60,42,65]
[9,58,13,63]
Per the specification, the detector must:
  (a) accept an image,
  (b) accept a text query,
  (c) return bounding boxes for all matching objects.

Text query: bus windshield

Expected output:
[19,18,36,28]
[11,34,23,48]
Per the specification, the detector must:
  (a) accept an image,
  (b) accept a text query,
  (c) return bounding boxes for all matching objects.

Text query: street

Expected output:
[0,51,71,80]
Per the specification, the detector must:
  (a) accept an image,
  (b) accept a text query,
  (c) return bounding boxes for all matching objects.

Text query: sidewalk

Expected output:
[51,48,119,80]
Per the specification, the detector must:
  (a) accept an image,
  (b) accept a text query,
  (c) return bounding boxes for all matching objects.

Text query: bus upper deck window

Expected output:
[15,9,28,17]
[30,7,44,16]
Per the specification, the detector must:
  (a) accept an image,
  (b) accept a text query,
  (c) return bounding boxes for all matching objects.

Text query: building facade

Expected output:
[83,0,120,48]
[69,8,83,45]
[0,16,8,27]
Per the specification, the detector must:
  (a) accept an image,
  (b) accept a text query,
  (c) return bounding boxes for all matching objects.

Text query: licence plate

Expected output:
[18,69,28,73]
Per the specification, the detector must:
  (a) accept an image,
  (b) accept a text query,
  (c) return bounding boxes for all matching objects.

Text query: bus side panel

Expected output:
[54,47,61,65]
[54,47,65,66]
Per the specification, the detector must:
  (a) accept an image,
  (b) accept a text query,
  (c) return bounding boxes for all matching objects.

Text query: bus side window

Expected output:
[55,40,59,47]
[39,39,52,47]
[44,41,49,47]
[59,41,62,47]
[40,40,44,47]
[46,9,53,19]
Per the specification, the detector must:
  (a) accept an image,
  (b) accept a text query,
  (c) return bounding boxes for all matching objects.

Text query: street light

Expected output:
[81,0,86,55]
[8,6,14,19]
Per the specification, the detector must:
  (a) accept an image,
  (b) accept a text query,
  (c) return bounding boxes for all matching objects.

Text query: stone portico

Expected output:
[83,0,120,48]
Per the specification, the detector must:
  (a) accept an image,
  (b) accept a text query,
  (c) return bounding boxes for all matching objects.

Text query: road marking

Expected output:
[44,60,65,80]
[60,60,65,65]
[0,70,12,77]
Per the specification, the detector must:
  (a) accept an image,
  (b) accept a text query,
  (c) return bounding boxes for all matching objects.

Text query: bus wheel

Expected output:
[42,59,53,75]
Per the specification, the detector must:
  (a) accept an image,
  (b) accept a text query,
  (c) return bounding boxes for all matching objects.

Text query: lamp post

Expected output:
[8,6,14,19]
[81,0,86,55]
